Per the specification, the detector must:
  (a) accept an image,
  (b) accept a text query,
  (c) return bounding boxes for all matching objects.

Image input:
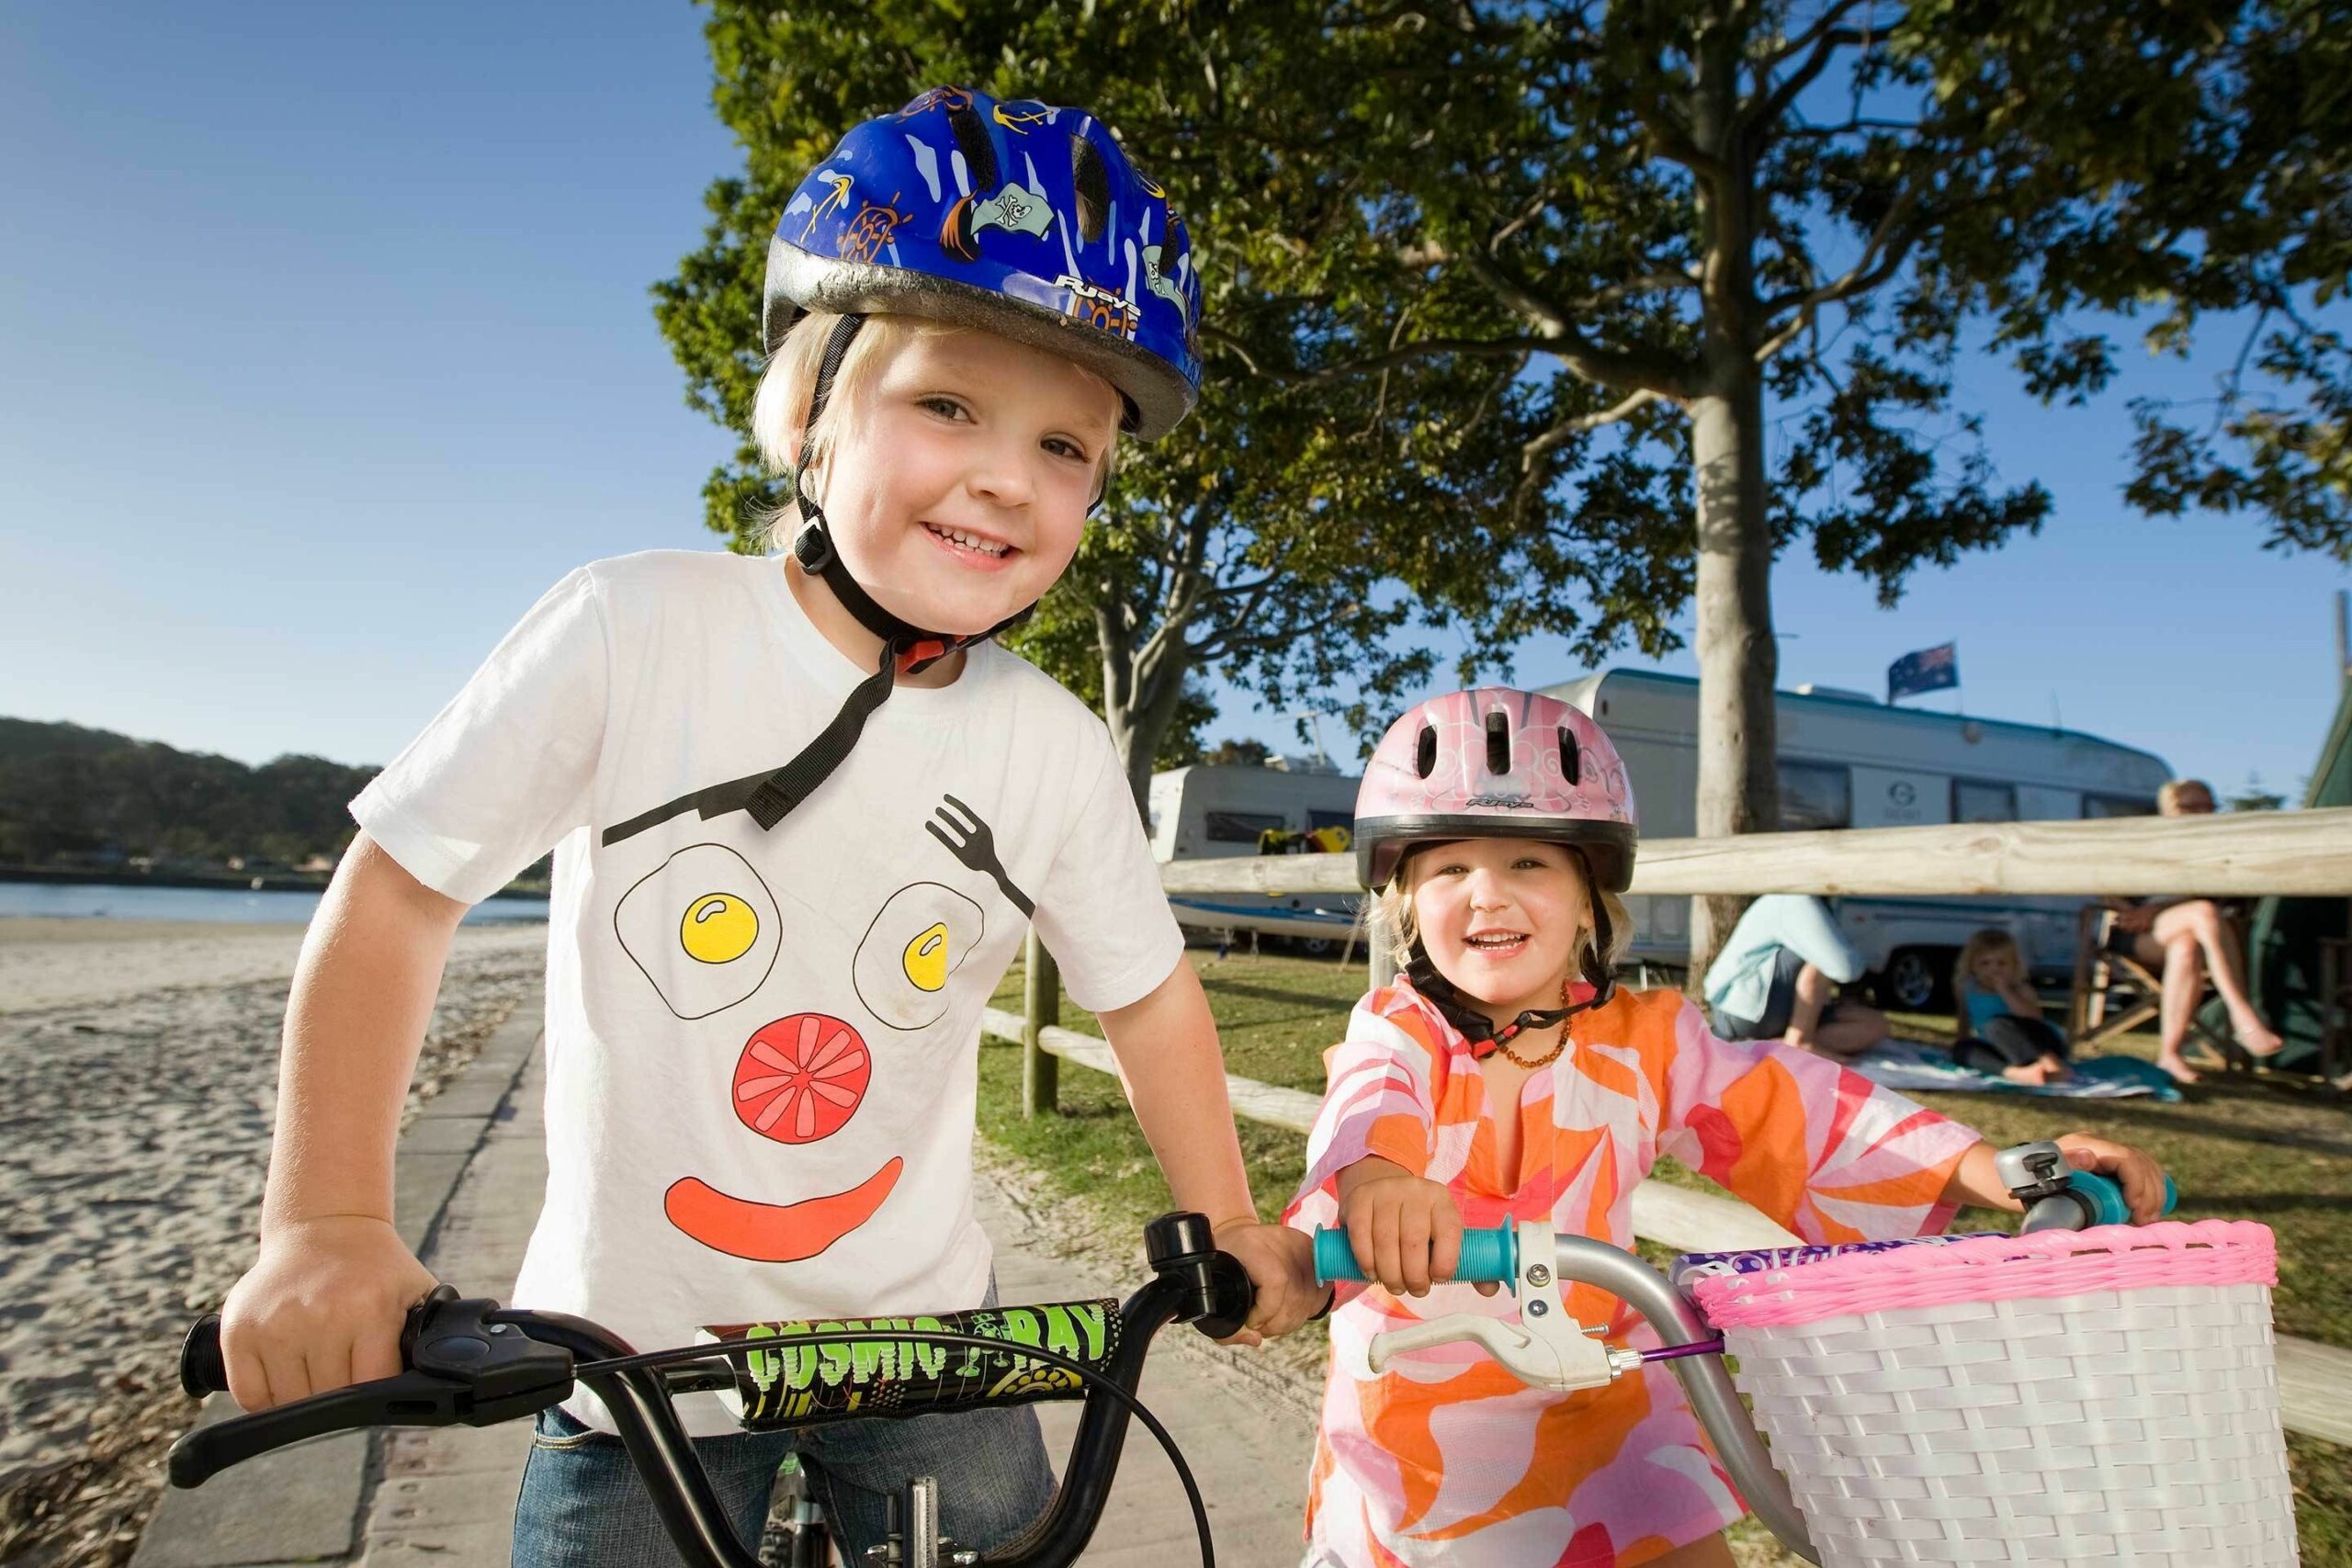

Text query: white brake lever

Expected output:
[1365,1219,1641,1393]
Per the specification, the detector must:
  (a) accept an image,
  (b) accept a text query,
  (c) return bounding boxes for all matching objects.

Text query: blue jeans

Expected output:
[513,1397,1054,1565]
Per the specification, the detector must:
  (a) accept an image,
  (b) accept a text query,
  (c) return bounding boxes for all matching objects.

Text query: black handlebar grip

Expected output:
[182,1314,229,1398]
[1188,1252,1257,1342]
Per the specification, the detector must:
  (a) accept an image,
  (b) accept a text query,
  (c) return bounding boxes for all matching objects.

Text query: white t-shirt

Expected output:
[352,549,1182,1434]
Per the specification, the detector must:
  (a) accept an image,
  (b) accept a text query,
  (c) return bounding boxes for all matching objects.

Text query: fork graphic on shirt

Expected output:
[925,794,1035,919]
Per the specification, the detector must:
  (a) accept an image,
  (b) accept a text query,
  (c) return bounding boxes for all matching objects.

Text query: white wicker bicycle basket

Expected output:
[1690,1221,2296,1566]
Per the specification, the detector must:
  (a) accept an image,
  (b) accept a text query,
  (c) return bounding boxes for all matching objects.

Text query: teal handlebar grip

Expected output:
[2067,1168,2178,1226]
[1312,1224,1518,1287]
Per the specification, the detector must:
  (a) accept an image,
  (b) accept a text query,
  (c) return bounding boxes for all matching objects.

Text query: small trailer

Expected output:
[1146,763,1364,953]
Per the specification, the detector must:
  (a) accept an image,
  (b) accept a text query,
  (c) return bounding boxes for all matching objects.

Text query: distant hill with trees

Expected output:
[0,718,377,874]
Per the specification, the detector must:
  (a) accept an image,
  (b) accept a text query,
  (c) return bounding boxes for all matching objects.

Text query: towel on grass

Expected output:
[1848,1040,2183,1102]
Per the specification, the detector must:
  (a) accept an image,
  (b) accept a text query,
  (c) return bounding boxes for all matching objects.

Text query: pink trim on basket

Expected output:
[1690,1220,2275,1329]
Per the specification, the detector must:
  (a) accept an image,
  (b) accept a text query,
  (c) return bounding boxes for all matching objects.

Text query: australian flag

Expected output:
[1887,642,1960,703]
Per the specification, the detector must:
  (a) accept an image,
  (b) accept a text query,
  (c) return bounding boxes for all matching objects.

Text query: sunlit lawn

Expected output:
[979,944,2352,1563]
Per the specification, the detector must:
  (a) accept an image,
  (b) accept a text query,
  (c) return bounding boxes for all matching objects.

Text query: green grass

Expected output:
[978,947,2352,1562]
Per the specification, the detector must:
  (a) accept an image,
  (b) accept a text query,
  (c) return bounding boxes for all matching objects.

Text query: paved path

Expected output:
[136,1013,1317,1566]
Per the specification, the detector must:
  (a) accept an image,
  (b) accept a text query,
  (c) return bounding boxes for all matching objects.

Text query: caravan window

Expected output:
[1308,808,1352,832]
[1777,761,1851,830]
[1205,809,1287,844]
[2083,794,2158,818]
[1952,780,2017,823]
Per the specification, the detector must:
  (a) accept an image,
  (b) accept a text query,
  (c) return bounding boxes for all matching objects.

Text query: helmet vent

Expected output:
[946,103,1000,192]
[1070,135,1109,243]
[1415,725,1438,779]
[1485,711,1510,774]
[1559,726,1581,785]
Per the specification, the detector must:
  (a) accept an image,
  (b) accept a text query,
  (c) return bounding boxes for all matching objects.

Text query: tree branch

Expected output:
[1458,250,1698,395]
[1758,166,1937,335]
[1285,333,1566,387]
[1521,387,1665,468]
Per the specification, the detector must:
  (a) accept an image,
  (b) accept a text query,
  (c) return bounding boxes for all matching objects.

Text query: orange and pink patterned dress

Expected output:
[1283,979,1981,1568]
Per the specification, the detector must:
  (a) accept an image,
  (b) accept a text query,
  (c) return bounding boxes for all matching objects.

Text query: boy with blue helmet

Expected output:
[218,87,1313,1563]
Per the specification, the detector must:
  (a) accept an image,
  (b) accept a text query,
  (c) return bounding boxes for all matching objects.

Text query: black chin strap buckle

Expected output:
[792,519,835,576]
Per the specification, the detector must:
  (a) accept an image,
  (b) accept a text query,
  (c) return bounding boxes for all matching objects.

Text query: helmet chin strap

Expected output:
[740,314,1035,832]
[1401,896,1618,1057]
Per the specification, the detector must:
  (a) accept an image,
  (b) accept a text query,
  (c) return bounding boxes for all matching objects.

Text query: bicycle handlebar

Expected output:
[1311,1163,2177,1288]
[1312,1223,1517,1286]
[171,1211,1256,1568]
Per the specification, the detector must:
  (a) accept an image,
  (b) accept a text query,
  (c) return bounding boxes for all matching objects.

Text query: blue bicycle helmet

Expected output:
[763,85,1203,440]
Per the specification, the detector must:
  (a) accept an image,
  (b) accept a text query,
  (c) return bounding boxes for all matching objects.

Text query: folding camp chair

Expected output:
[2068,904,2249,1073]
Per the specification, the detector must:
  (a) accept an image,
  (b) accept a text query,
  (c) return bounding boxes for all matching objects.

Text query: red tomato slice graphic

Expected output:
[732,1013,870,1145]
[664,1158,902,1263]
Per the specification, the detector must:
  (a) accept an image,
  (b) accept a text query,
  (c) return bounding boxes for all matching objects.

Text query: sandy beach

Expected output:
[0,917,545,1565]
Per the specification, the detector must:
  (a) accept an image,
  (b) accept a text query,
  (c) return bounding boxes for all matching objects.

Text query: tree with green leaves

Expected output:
[1091,0,2345,960]
[657,1,2345,970]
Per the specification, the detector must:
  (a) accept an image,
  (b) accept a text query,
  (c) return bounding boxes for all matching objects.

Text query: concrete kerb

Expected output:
[130,998,545,1568]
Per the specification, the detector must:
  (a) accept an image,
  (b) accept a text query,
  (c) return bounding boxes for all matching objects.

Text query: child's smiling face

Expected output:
[1408,838,1590,1023]
[808,327,1121,638]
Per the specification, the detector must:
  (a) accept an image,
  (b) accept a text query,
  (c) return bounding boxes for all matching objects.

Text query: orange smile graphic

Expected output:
[664,1157,902,1262]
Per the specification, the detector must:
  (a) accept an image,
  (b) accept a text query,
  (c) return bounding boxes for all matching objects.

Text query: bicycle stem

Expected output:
[1546,1238,1820,1566]
[497,1309,761,1568]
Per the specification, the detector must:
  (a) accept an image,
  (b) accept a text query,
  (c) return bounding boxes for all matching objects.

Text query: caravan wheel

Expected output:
[1873,947,1951,1014]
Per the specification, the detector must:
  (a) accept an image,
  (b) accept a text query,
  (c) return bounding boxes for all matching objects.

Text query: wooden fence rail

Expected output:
[1158,805,2352,899]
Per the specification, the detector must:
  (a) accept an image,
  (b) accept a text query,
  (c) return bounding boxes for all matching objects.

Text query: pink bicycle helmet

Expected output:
[1355,686,1637,892]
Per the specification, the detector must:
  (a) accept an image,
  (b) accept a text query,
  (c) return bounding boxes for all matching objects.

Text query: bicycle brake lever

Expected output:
[167,1294,573,1489]
[1364,1220,1638,1393]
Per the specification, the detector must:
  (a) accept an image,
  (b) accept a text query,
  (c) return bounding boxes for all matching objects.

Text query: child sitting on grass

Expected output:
[1952,927,2073,1086]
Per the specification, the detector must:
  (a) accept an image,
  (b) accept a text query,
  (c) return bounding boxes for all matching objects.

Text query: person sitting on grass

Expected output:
[1952,928,2072,1086]
[1702,892,1890,1056]
[2105,776,2284,1083]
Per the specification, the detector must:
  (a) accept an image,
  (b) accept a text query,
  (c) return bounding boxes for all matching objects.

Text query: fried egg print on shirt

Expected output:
[852,882,985,1030]
[614,843,781,1020]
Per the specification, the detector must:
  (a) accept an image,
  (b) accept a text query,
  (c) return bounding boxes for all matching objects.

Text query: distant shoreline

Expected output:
[0,864,550,897]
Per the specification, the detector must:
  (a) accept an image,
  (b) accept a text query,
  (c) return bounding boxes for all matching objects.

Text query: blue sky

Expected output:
[5,2,2346,806]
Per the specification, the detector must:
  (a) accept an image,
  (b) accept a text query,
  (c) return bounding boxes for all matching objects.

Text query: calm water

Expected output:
[0,881,549,925]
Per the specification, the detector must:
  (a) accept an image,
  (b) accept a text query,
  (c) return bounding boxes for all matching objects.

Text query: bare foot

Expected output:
[2229,1014,2285,1057]
[2002,1062,2054,1087]
[2154,1053,2201,1086]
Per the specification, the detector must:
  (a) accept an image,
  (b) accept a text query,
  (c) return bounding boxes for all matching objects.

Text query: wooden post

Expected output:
[1023,929,1060,1118]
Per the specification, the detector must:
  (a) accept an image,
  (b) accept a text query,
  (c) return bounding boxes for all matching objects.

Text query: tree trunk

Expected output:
[1681,8,1778,992]
[1099,625,1195,820]
[1686,374,1779,987]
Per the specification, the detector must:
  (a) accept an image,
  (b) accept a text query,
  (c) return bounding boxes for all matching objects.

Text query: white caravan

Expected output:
[1147,763,1364,951]
[1543,670,2174,1009]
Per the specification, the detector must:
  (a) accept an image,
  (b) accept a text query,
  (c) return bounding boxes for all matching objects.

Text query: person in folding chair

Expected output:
[2094,778,2285,1084]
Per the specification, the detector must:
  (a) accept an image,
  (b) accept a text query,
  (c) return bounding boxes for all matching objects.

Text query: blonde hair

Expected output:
[751,310,1122,553]
[1375,842,1633,983]
[1954,928,2021,1000]
[2157,777,2215,815]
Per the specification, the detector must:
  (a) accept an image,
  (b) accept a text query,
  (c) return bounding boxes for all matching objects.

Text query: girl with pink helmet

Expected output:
[1282,686,2167,1568]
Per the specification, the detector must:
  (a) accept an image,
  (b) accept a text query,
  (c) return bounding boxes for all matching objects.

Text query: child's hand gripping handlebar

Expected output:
[1314,1222,1640,1393]
[1996,1141,2178,1232]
